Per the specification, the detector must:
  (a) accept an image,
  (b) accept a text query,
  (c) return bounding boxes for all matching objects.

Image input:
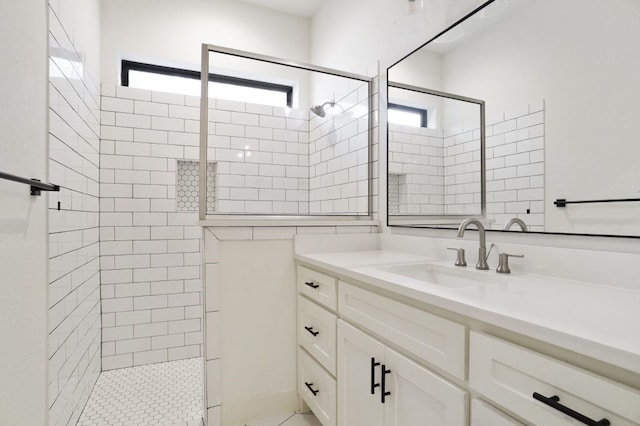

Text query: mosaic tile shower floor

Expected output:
[77,358,203,426]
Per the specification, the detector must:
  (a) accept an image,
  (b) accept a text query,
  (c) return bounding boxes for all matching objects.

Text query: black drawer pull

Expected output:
[370,357,380,394]
[305,381,319,396]
[532,392,610,426]
[304,326,319,337]
[304,281,320,289]
[381,364,391,403]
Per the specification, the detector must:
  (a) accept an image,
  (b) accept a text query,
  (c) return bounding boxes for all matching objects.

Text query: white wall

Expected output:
[0,0,49,424]
[218,239,298,424]
[202,225,377,426]
[388,49,443,91]
[100,0,310,85]
[51,0,101,84]
[311,0,485,73]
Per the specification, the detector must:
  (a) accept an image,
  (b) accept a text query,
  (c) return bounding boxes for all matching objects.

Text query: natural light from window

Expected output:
[388,108,424,127]
[128,70,288,107]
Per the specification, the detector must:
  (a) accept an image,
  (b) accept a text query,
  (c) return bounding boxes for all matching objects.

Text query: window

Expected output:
[121,60,293,107]
[388,103,427,127]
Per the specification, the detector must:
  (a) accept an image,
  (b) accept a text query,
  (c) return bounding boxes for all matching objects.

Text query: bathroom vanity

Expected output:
[294,233,640,425]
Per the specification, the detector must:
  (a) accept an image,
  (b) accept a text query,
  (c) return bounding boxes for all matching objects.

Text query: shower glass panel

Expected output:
[199,45,373,219]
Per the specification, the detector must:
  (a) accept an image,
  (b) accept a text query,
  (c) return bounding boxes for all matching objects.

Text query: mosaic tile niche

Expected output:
[176,160,216,212]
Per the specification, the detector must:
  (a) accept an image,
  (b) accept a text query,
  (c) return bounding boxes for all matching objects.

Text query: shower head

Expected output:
[309,101,335,118]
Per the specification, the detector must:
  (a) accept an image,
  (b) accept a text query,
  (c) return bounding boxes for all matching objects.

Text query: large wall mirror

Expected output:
[387,0,640,237]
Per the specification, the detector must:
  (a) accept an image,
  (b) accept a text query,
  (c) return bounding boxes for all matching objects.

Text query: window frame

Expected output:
[121,60,294,107]
[388,102,428,128]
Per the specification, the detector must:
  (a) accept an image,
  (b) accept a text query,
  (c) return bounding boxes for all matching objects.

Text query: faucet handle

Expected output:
[447,247,467,267]
[496,253,524,274]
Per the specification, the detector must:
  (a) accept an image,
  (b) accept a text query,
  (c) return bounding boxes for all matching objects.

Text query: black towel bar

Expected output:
[554,197,640,207]
[0,171,60,196]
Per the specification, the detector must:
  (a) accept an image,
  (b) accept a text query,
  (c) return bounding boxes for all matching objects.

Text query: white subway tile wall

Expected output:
[48,4,102,426]
[100,86,204,371]
[208,102,312,215]
[388,126,445,215]
[388,101,544,231]
[444,126,482,215]
[309,81,371,215]
[485,102,545,231]
[206,78,376,216]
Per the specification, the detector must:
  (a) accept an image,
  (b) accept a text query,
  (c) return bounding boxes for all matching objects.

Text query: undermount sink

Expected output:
[375,262,499,288]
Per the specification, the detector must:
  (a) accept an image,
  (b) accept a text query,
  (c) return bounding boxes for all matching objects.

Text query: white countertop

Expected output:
[295,248,640,376]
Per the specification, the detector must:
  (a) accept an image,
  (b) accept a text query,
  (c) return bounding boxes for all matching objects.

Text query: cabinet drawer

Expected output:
[298,266,337,311]
[298,348,336,426]
[338,281,466,379]
[298,295,337,376]
[471,399,523,426]
[470,332,640,426]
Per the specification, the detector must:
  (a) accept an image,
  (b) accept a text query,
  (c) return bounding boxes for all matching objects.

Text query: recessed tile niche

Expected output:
[176,160,217,212]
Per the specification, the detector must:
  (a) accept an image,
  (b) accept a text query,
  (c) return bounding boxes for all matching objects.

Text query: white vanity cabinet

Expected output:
[470,332,640,426]
[296,266,338,426]
[296,259,640,426]
[337,320,468,426]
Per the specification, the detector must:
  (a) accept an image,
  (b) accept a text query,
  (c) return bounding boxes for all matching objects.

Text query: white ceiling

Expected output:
[237,0,323,18]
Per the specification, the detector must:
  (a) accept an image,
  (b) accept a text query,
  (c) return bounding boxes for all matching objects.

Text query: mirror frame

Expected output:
[385,0,640,239]
[387,81,486,225]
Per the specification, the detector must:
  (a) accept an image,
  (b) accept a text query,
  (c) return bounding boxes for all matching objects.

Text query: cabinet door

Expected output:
[471,398,523,426]
[383,347,468,426]
[337,320,385,426]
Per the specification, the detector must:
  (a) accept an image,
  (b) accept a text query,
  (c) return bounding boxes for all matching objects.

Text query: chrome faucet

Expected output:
[457,218,490,270]
[504,217,528,232]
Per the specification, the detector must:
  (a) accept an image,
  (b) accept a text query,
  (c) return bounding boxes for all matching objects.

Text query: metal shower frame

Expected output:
[199,44,375,222]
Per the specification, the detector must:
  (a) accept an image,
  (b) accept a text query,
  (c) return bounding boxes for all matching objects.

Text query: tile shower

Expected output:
[388,100,544,230]
[46,3,376,419]
[98,76,371,370]
[46,72,374,426]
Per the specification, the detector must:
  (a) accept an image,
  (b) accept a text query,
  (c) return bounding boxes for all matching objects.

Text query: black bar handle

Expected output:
[304,281,320,289]
[304,326,319,337]
[370,357,380,394]
[304,381,319,396]
[381,364,391,403]
[532,392,610,426]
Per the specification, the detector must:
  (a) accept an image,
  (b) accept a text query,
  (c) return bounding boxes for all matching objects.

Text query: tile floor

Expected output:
[77,357,203,425]
[246,411,321,426]
[76,356,320,426]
